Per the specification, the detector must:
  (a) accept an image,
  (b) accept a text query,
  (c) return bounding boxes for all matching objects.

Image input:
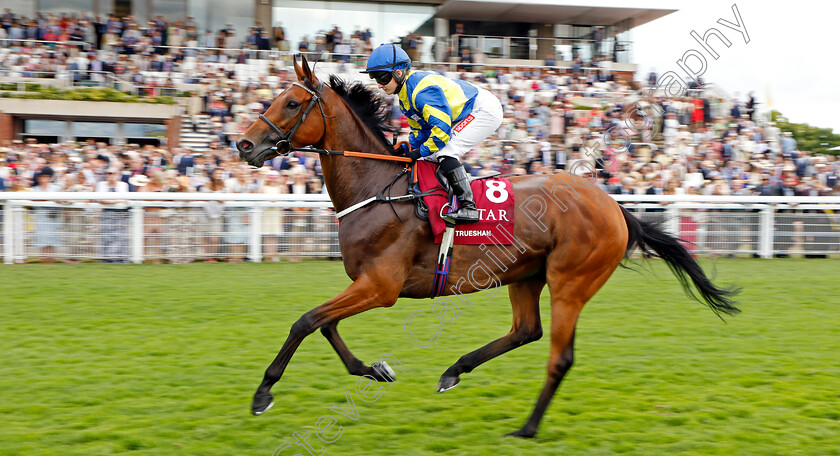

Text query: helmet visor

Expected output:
[369,71,393,85]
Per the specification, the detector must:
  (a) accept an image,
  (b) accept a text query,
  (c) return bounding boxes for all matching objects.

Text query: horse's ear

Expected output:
[299,54,321,88]
[293,54,305,81]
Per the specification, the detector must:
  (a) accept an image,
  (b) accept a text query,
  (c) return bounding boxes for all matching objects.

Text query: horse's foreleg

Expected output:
[252,276,400,415]
[320,322,396,381]
[438,274,545,392]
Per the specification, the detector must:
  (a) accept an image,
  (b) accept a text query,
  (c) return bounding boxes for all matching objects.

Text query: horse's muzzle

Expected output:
[236,138,254,155]
[236,138,262,166]
[236,138,277,167]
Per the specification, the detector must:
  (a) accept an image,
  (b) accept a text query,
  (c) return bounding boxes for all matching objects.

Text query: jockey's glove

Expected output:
[405,148,423,160]
[393,141,410,155]
[394,141,422,160]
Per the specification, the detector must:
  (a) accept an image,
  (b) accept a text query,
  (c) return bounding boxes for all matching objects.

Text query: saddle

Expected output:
[409,162,500,221]
[408,160,514,247]
[406,161,513,297]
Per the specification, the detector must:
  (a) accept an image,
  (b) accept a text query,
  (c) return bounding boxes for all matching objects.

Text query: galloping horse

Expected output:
[235,55,739,438]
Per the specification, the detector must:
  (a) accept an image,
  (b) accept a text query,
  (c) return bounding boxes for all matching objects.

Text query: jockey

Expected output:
[362,43,503,223]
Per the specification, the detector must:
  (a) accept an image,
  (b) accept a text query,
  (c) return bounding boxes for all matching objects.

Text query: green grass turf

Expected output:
[1,259,838,455]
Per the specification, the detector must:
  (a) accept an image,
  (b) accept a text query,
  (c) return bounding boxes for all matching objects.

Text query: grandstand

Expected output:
[0,2,838,263]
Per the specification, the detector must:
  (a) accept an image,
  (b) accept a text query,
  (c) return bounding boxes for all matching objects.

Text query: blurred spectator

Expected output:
[260,169,286,261]
[31,166,62,258]
[223,165,254,261]
[95,167,130,262]
[198,167,227,261]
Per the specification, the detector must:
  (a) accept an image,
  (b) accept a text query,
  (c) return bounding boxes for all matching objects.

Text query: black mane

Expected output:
[328,74,393,148]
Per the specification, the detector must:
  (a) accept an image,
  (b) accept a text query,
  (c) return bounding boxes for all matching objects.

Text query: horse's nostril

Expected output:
[238,139,254,152]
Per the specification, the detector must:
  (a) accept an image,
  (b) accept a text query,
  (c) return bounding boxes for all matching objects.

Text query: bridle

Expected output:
[250,76,421,223]
[258,81,330,155]
[252,79,411,165]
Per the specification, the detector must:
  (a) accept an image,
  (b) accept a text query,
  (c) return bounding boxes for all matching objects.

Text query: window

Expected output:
[153,0,187,18]
[272,0,434,51]
[39,0,95,15]
[72,122,117,137]
[205,0,255,38]
[483,37,504,59]
[3,0,35,17]
[25,120,66,136]
[124,123,167,138]
[510,38,530,60]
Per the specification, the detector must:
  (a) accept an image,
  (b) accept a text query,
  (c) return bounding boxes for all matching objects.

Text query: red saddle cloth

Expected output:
[414,160,515,245]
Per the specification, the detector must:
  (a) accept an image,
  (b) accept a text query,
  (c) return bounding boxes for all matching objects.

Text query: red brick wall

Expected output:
[165,116,180,148]
[0,111,14,142]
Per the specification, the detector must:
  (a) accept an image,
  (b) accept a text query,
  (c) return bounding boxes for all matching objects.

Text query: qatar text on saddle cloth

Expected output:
[415,160,515,245]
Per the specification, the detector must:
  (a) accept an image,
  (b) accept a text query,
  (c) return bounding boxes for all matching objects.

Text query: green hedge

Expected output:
[0,82,44,91]
[0,86,177,104]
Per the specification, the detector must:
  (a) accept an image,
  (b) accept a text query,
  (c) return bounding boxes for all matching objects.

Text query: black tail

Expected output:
[620,206,741,318]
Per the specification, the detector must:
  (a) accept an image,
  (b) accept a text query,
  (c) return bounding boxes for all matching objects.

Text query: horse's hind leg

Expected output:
[438,273,545,392]
[509,245,622,437]
[321,322,397,382]
[507,296,579,438]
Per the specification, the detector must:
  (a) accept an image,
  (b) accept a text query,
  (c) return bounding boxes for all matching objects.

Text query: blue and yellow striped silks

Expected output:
[397,70,478,157]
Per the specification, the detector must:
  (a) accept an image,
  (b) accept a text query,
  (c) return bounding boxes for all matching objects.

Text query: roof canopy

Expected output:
[435,0,676,27]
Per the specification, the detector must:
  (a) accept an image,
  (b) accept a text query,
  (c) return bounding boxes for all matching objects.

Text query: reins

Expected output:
[274,146,413,163]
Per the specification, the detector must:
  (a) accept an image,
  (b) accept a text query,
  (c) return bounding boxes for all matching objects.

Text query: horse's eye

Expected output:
[288,101,300,109]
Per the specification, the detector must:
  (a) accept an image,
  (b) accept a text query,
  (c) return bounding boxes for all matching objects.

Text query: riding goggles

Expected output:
[369,71,394,85]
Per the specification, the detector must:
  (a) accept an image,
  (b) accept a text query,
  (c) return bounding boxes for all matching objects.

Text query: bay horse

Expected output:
[235,55,739,438]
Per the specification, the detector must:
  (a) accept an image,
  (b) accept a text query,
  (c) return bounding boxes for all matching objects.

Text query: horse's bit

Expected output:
[257,81,329,155]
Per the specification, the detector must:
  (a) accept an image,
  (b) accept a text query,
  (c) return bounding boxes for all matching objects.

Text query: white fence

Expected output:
[0,193,336,264]
[614,195,840,259]
[2,193,839,263]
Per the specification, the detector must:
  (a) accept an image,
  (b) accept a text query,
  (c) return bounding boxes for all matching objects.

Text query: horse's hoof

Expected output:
[252,392,274,416]
[371,361,396,382]
[505,428,536,438]
[437,375,460,392]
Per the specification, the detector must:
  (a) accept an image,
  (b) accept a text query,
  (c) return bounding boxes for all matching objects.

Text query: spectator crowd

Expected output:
[0,8,838,263]
[1,8,839,201]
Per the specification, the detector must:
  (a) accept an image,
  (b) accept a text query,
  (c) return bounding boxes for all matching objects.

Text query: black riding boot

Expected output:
[444,164,479,223]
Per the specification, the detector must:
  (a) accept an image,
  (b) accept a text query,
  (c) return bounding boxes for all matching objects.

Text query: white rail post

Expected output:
[666,204,680,236]
[129,205,144,264]
[248,206,262,263]
[759,204,774,259]
[3,202,13,265]
[13,203,25,263]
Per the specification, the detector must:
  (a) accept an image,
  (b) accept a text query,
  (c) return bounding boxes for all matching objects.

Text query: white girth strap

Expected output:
[335,196,379,219]
[334,193,418,219]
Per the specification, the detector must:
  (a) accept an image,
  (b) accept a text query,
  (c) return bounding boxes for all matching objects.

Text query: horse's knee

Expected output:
[525,326,543,343]
[560,350,573,370]
[319,323,334,337]
[513,324,543,345]
[290,315,316,338]
[548,347,574,380]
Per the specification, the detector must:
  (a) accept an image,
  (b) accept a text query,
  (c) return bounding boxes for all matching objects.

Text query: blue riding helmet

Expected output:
[361,43,411,73]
